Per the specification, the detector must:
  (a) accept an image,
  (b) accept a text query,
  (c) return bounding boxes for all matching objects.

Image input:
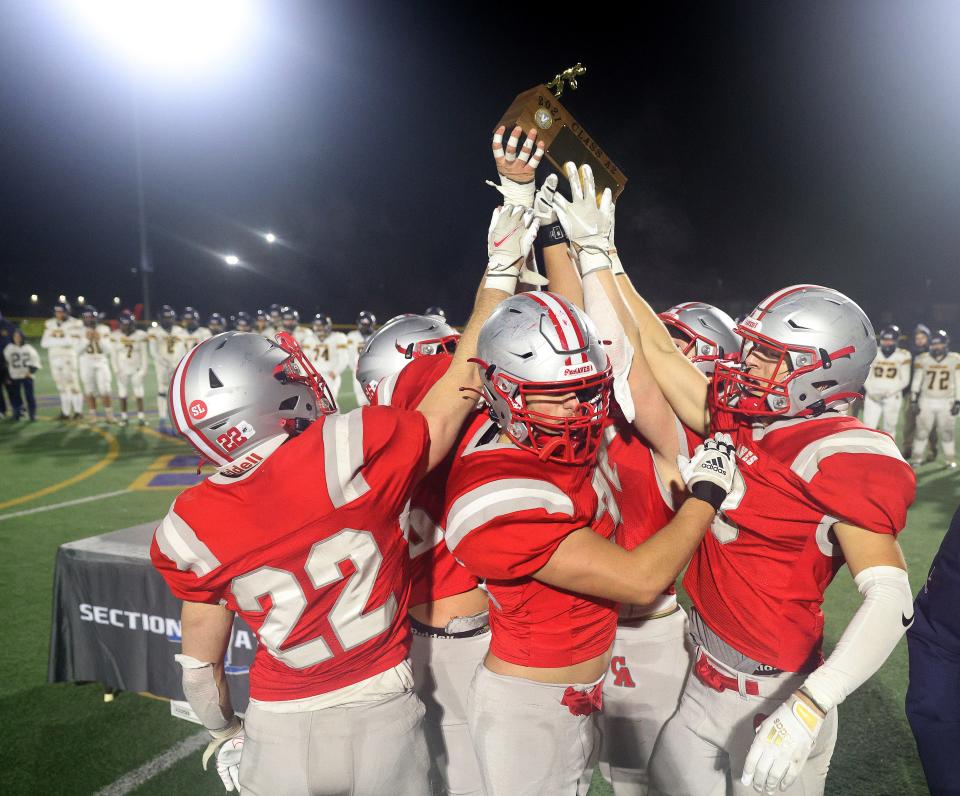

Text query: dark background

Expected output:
[1,0,958,331]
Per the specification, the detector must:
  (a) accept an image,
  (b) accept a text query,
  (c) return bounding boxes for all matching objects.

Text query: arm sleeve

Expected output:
[582,271,636,422]
[910,359,923,396]
[895,355,911,394]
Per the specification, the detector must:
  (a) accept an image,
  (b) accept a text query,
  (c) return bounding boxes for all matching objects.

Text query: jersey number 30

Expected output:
[231,530,396,668]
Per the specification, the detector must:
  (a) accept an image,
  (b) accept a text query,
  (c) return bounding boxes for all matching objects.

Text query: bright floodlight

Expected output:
[30,294,39,304]
[113,296,121,305]
[264,232,276,244]
[58,294,67,303]
[224,255,240,266]
[77,295,86,304]
[61,0,257,77]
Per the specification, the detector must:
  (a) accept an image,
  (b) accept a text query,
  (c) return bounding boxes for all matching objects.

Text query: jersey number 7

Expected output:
[231,529,396,669]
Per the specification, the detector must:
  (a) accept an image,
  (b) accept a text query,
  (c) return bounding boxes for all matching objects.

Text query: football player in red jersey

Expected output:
[615,278,917,795]
[440,279,745,795]
[150,202,538,794]
[359,313,492,796]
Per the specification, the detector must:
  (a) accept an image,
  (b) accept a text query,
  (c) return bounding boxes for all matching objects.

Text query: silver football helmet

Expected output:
[356,313,460,402]
[474,292,612,465]
[168,331,336,467]
[658,302,741,375]
[714,284,876,417]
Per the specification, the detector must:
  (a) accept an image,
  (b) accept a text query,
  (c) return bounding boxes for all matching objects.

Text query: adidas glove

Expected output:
[741,691,826,793]
[678,432,744,512]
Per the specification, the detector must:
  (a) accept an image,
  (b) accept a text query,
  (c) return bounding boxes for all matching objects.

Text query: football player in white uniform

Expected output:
[181,307,212,350]
[76,305,115,423]
[279,307,311,345]
[863,325,912,439]
[41,300,84,419]
[111,311,149,426]
[910,330,960,469]
[148,305,186,433]
[347,311,377,407]
[268,302,283,330]
[207,313,226,336]
[305,313,350,402]
[233,311,252,333]
[253,309,275,340]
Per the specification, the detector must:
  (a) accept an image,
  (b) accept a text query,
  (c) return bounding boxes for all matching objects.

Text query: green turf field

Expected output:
[1,344,957,795]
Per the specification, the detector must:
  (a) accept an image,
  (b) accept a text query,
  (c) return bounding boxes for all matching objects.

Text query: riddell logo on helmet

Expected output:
[563,364,595,377]
[188,400,208,420]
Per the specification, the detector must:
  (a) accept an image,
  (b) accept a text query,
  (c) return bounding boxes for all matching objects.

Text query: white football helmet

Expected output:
[356,314,459,402]
[474,292,611,464]
[659,302,740,375]
[713,285,876,418]
[168,331,336,467]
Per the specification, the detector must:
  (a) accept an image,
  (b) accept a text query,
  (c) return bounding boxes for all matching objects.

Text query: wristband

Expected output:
[690,481,726,512]
[537,221,567,247]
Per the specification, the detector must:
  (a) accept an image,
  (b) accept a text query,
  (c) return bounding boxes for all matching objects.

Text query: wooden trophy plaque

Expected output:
[495,64,627,198]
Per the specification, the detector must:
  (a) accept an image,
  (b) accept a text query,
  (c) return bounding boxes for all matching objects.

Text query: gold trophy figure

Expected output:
[496,64,627,198]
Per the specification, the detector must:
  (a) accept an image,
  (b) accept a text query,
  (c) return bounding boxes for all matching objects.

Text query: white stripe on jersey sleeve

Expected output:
[444,478,575,552]
[322,410,370,508]
[790,430,905,483]
[155,509,221,577]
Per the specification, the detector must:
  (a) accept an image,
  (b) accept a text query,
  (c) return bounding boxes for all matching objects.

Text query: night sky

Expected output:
[1,1,958,331]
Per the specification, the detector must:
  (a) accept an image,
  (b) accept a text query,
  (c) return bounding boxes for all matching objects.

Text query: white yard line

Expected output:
[0,489,131,522]
[94,730,209,796]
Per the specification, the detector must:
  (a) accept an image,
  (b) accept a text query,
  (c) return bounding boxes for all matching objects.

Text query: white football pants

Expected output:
[154,362,176,421]
[862,392,902,438]
[648,648,838,796]
[467,664,602,796]
[596,608,691,796]
[410,629,489,796]
[239,689,430,796]
[912,397,956,463]
[79,358,112,397]
[49,355,81,414]
[115,369,145,399]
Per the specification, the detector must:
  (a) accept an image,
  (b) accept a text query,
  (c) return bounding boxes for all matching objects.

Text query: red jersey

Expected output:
[441,413,621,667]
[151,406,430,702]
[685,410,916,672]
[373,353,481,606]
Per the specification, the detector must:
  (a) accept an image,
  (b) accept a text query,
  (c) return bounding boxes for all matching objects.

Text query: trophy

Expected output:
[495,64,627,198]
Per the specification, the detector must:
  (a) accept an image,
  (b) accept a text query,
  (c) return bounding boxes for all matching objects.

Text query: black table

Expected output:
[48,522,254,713]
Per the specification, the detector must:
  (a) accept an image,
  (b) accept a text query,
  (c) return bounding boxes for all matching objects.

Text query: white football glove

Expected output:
[677,432,744,512]
[202,722,245,792]
[533,173,560,226]
[741,691,826,793]
[553,162,615,276]
[485,204,545,292]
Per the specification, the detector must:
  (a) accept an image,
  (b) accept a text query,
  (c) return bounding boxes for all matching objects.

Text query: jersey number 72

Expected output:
[230,529,396,669]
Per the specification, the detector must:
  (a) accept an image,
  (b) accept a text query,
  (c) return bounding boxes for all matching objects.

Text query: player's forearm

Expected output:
[178,602,238,737]
[542,243,583,309]
[615,272,711,434]
[417,284,506,471]
[624,497,715,600]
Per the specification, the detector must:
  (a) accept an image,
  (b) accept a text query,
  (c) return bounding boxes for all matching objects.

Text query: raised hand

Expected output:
[492,125,545,184]
[485,204,545,291]
[553,162,615,275]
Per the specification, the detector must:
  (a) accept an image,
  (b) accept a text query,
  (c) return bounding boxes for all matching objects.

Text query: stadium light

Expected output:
[151,321,158,327]
[58,0,259,79]
[263,232,277,244]
[30,294,39,304]
[113,296,122,305]
[224,254,240,266]
[77,295,86,305]
[59,294,67,303]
